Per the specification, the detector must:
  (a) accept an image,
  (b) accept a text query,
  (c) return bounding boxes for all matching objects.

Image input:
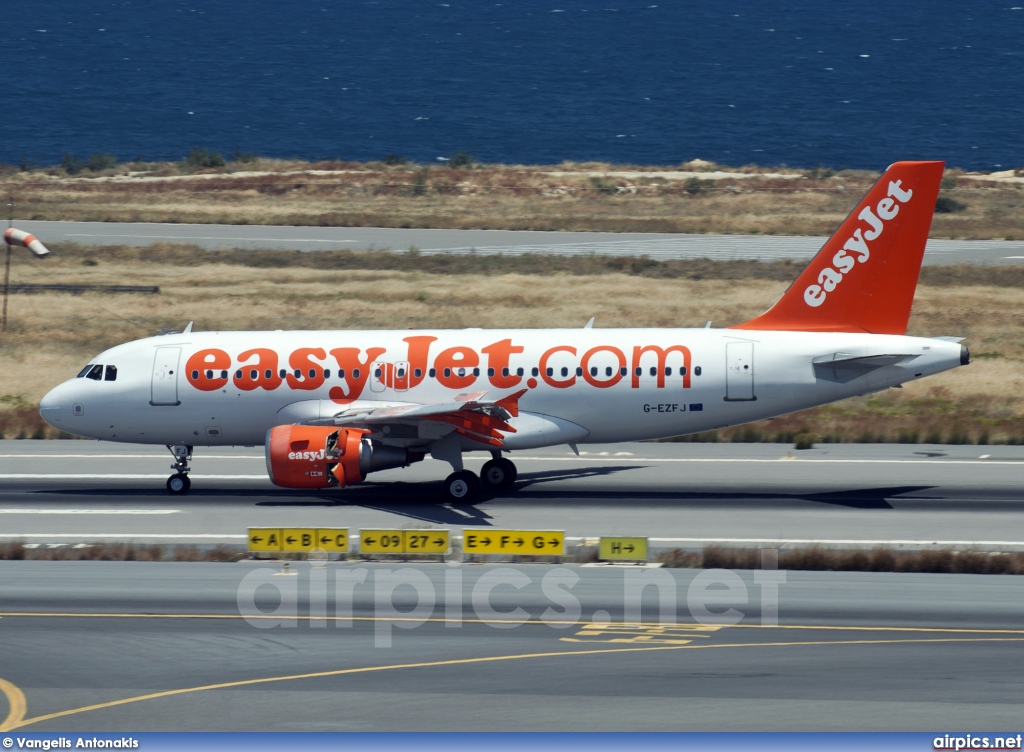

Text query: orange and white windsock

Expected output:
[3,228,49,257]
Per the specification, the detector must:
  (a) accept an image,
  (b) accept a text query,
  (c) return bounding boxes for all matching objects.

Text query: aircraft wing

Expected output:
[324,388,528,448]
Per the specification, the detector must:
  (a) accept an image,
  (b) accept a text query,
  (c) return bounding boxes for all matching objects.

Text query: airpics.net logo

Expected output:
[933,734,1024,750]
[234,552,787,648]
[803,179,914,308]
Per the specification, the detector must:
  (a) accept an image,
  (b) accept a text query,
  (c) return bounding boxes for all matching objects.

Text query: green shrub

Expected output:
[935,196,967,213]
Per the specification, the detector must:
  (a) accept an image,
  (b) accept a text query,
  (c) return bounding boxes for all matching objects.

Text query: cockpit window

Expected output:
[104,365,118,382]
[85,364,103,381]
[77,364,94,378]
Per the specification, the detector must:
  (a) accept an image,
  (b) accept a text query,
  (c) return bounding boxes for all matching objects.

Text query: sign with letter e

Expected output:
[599,536,648,561]
[463,529,564,555]
[248,528,282,552]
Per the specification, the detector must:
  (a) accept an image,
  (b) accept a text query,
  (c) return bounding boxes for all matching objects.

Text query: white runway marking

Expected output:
[65,234,356,244]
[0,509,179,515]
[0,455,261,459]
[0,474,267,480]
[647,537,1024,547]
[0,533,247,539]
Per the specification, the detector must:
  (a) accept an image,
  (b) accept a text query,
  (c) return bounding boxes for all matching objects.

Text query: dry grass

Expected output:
[656,546,1024,575]
[2,158,1023,239]
[0,541,246,561]
[3,243,1024,442]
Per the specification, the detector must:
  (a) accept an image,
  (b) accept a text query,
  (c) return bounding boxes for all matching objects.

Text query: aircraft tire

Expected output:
[166,473,191,495]
[481,458,517,489]
[444,470,480,503]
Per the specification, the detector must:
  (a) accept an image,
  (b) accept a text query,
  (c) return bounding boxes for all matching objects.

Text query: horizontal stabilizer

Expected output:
[812,352,918,383]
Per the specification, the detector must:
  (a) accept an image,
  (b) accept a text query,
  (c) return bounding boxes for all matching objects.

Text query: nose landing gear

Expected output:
[166,444,193,495]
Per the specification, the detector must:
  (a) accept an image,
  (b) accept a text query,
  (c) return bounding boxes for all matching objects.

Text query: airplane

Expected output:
[38,160,968,501]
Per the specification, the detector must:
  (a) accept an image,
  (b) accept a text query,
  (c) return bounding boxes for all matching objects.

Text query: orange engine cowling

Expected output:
[265,425,369,489]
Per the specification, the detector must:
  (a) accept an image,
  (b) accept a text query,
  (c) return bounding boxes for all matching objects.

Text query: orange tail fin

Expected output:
[732,160,944,334]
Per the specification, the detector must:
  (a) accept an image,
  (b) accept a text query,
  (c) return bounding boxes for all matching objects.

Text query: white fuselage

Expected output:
[40,328,965,451]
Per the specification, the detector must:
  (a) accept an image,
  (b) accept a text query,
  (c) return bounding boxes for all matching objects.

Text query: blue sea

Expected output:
[2,0,1022,171]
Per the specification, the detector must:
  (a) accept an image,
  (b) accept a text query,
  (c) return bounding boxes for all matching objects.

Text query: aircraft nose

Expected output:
[39,384,63,427]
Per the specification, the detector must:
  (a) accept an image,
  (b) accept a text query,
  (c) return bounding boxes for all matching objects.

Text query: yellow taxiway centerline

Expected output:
[8,634,1024,729]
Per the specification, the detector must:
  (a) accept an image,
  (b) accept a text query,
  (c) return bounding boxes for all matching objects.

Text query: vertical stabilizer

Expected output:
[732,160,944,334]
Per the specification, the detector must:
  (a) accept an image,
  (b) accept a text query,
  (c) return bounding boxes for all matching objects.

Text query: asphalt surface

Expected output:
[18,219,1024,264]
[2,441,1024,549]
[1,562,1022,731]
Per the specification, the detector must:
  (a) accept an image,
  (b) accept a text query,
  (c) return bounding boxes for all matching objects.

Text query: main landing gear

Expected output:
[443,453,518,503]
[166,444,193,495]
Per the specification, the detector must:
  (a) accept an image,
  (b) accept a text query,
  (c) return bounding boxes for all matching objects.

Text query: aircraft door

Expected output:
[151,347,181,406]
[725,341,756,401]
[369,361,386,393]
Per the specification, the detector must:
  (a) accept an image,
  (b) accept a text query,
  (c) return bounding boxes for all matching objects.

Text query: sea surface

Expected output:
[2,0,1022,171]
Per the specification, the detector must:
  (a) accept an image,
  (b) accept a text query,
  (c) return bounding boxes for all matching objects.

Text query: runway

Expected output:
[19,219,1024,264]
[1,561,1023,731]
[2,440,1023,549]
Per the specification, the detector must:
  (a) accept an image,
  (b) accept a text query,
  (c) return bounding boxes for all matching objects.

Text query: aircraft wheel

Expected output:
[481,458,517,489]
[444,470,480,503]
[167,473,191,495]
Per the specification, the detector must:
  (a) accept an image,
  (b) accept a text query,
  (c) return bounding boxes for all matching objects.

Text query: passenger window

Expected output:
[489,368,496,377]
[444,368,452,378]
[635,367,642,377]
[353,369,360,378]
[324,369,331,378]
[77,364,94,378]
[374,368,382,378]
[205,370,213,379]
[666,367,673,376]
[295,369,302,378]
[605,367,612,377]
[429,368,436,378]
[414,368,422,378]
[308,368,316,378]
[502,367,509,377]
[620,367,628,377]
[250,369,257,380]
[279,369,287,378]
[86,364,103,381]
[681,367,687,376]
[576,367,583,377]
[457,368,466,377]
[338,369,346,378]
[266,370,273,379]
[546,367,553,377]
[104,365,117,381]
[694,366,701,376]
[517,368,524,377]
[650,367,657,376]
[236,370,243,379]
[191,370,199,380]
[220,370,228,379]
[473,368,480,377]
[397,368,405,378]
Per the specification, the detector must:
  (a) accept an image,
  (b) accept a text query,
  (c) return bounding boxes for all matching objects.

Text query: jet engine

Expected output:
[265,425,419,489]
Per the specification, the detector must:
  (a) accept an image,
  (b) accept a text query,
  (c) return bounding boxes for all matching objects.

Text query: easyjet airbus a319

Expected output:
[39,161,968,501]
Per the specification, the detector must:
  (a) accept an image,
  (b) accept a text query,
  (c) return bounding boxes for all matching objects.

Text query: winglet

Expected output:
[731,161,945,335]
[495,388,528,418]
